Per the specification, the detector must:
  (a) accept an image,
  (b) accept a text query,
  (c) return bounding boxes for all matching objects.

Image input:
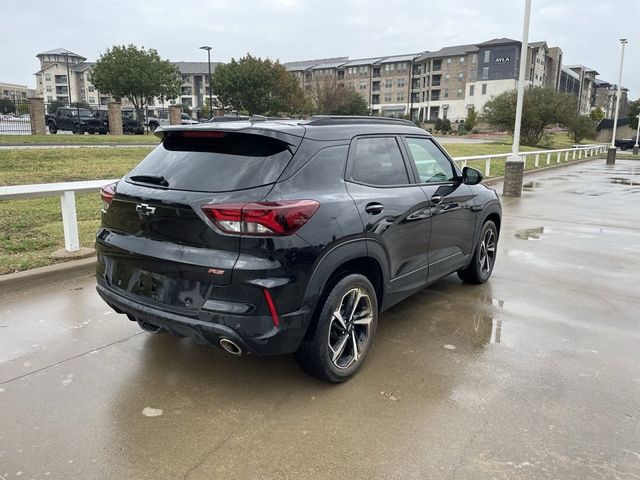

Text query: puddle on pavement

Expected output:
[515,226,549,240]
[610,177,637,186]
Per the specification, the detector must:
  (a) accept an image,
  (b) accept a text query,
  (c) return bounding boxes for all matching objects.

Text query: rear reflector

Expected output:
[263,289,280,327]
[100,183,116,212]
[201,200,320,236]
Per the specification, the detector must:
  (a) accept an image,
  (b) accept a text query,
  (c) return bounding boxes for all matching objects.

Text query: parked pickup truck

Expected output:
[147,110,199,131]
[614,138,638,150]
[93,110,145,135]
[47,108,107,134]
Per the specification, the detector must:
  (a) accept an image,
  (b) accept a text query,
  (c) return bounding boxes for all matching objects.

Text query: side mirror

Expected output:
[462,166,483,185]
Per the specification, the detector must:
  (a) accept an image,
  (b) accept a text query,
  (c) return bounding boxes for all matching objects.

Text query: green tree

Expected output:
[566,115,596,143]
[590,106,605,123]
[0,98,14,114]
[89,44,181,120]
[212,54,307,115]
[311,78,369,115]
[629,99,640,130]
[482,86,578,146]
[465,106,478,130]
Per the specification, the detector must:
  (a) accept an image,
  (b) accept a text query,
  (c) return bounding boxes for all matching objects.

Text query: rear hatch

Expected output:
[98,126,303,310]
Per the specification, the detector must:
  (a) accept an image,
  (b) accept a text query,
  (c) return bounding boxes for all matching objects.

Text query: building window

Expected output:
[457,88,462,97]
[46,86,52,93]
[89,97,96,104]
[447,58,452,64]
[482,67,489,80]
[47,95,53,102]
[45,74,51,82]
[481,84,487,95]
[444,89,449,98]
[397,94,404,101]
[397,79,405,88]
[458,73,464,81]
[472,54,478,64]
[360,81,367,90]
[484,51,490,63]
[349,82,355,90]
[384,93,392,102]
[384,79,393,88]
[460,57,465,63]
[469,85,474,96]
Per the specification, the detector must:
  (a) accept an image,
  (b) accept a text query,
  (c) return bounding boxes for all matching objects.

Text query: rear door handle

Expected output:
[365,202,384,215]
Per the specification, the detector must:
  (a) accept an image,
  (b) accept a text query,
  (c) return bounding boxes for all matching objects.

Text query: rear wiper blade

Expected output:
[129,174,169,187]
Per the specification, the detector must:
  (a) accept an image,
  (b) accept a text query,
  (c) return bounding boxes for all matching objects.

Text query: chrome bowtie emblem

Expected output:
[136,203,156,216]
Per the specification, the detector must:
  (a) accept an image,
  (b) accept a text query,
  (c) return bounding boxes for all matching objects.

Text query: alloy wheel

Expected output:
[478,228,497,276]
[328,287,373,369]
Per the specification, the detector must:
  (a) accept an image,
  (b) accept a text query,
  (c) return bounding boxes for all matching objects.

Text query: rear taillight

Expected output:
[201,200,320,236]
[100,183,116,212]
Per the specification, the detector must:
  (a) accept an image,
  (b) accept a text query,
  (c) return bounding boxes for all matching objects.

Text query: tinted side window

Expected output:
[351,137,409,186]
[405,137,455,183]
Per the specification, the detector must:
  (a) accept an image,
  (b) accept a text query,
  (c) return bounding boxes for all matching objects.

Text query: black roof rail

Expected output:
[302,115,416,127]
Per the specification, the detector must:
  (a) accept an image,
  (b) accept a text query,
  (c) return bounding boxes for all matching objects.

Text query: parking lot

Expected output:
[1,158,639,479]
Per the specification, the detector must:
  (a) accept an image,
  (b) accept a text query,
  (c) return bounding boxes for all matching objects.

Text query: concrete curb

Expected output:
[0,257,97,294]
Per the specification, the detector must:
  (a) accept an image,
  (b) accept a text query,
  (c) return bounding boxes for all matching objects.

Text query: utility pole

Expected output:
[503,0,531,197]
[200,46,213,118]
[607,38,628,165]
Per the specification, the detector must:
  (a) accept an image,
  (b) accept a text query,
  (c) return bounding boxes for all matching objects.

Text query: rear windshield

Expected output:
[126,132,293,192]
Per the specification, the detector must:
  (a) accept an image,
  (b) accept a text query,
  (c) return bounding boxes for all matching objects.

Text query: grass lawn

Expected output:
[0,134,159,145]
[0,139,603,275]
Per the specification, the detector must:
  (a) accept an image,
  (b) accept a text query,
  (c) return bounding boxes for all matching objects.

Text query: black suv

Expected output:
[96,116,501,382]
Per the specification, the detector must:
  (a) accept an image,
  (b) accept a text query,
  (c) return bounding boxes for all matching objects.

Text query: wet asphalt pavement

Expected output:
[1,159,639,480]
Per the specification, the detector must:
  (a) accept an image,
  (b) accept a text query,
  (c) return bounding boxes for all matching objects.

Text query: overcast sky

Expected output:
[4,0,639,98]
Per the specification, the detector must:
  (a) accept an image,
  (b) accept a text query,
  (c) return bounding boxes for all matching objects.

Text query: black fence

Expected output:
[0,98,214,135]
[0,99,31,134]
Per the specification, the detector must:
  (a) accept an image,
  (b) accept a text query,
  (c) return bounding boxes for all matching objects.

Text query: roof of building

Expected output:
[476,37,519,46]
[284,57,348,71]
[37,48,86,59]
[377,53,420,64]
[310,60,349,70]
[561,66,581,79]
[566,64,599,75]
[528,41,547,49]
[415,43,477,62]
[341,57,385,67]
[172,61,219,74]
[71,62,95,72]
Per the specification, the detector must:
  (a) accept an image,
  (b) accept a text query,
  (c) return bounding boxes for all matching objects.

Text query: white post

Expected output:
[573,149,576,159]
[60,191,80,252]
[485,158,491,177]
[503,0,531,197]
[608,39,628,165]
[634,114,640,155]
[535,153,539,167]
[556,152,561,163]
[546,153,550,165]
[565,151,569,162]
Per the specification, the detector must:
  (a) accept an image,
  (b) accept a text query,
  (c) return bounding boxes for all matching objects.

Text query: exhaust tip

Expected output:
[219,338,243,356]
[137,320,164,334]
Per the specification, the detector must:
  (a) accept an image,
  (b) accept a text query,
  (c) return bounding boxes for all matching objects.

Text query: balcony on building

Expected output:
[411,93,420,103]
[430,90,441,101]
[372,94,380,104]
[411,79,420,90]
[372,81,380,93]
[431,75,441,87]
[431,60,442,72]
[54,75,68,85]
[372,67,381,78]
[55,86,68,95]
[181,87,193,96]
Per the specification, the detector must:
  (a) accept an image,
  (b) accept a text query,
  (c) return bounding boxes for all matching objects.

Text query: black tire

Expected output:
[295,274,378,383]
[458,220,498,284]
[48,122,57,134]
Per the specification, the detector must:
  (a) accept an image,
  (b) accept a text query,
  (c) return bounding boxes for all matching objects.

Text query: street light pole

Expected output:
[503,0,532,197]
[200,46,213,118]
[607,38,628,165]
[634,113,640,155]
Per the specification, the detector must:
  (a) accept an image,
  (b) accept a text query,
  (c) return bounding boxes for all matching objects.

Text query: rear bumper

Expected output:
[96,280,311,356]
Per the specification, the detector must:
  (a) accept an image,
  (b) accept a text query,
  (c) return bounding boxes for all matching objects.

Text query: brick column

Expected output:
[29,98,46,135]
[502,157,525,197]
[107,102,123,135]
[169,105,182,125]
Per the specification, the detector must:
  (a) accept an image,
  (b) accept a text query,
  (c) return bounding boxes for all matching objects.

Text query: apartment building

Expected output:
[592,79,629,118]
[0,82,34,101]
[33,48,217,114]
[286,38,562,122]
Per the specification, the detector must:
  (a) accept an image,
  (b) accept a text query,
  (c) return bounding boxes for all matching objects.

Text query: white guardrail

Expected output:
[0,144,609,255]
